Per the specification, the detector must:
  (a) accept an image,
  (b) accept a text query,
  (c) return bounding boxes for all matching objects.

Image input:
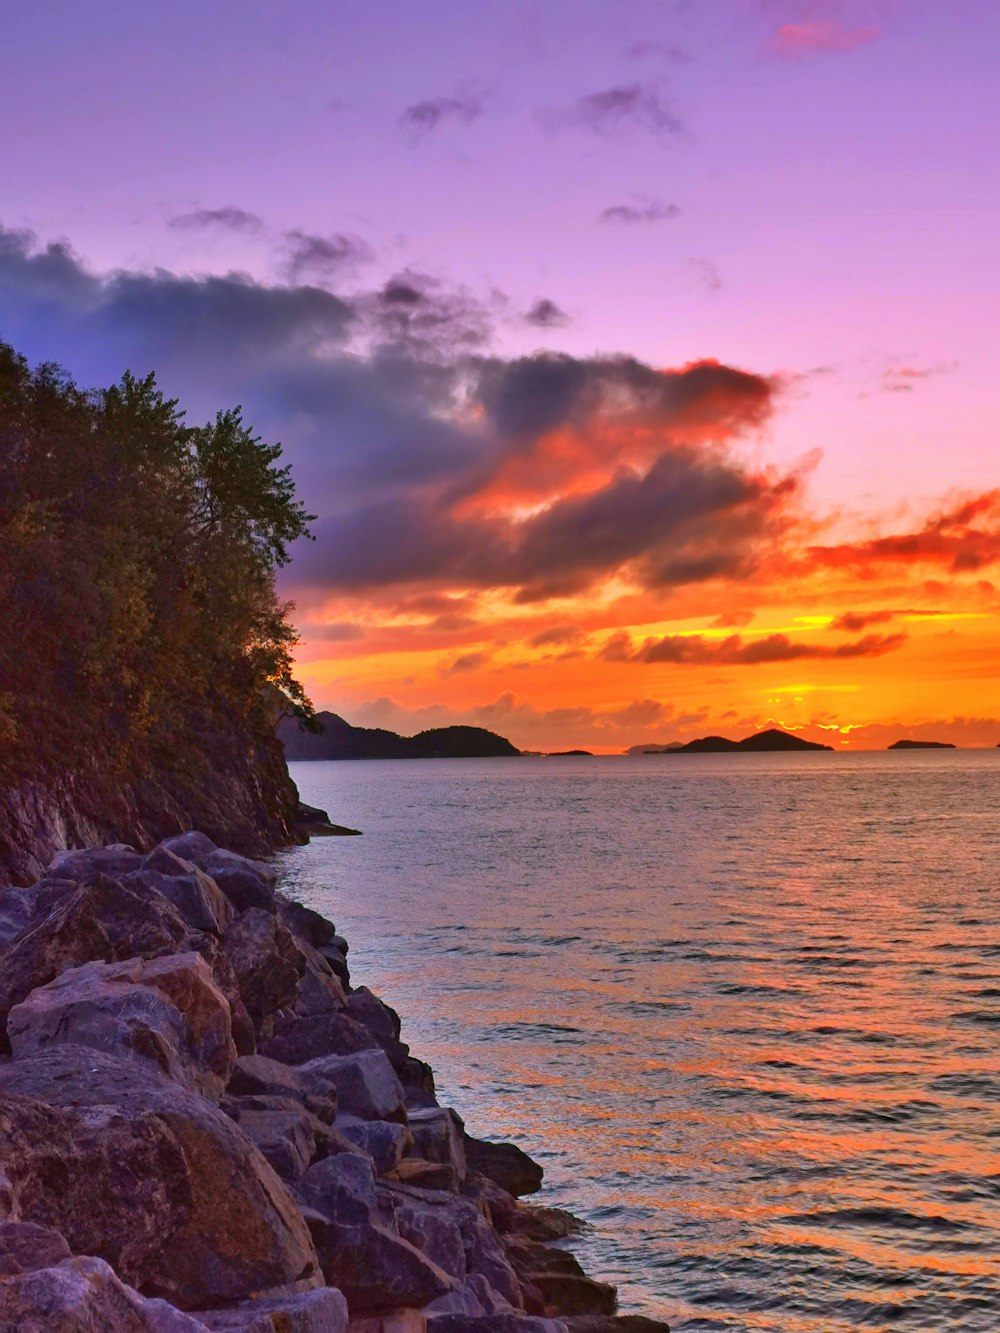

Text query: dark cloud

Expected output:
[524,298,570,328]
[168,207,263,233]
[0,223,793,608]
[599,198,680,225]
[630,630,907,665]
[529,624,582,648]
[401,95,483,141]
[283,230,373,284]
[299,620,366,641]
[829,609,895,632]
[440,650,490,677]
[542,84,684,138]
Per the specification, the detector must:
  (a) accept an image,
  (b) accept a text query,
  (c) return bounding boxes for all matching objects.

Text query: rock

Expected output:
[426,1318,566,1333]
[260,1011,378,1067]
[503,1207,585,1243]
[504,1239,585,1282]
[193,1287,349,1332]
[7,951,236,1097]
[0,1048,320,1309]
[564,1318,672,1333]
[293,961,348,1019]
[303,1212,452,1314]
[276,896,338,949]
[345,988,400,1046]
[337,1116,412,1175]
[0,1221,72,1275]
[395,1159,460,1192]
[160,831,218,865]
[235,1107,325,1180]
[299,1050,407,1124]
[296,1152,385,1228]
[228,1054,337,1123]
[0,874,193,1048]
[464,1136,544,1197]
[531,1275,617,1317]
[47,845,142,882]
[126,864,234,937]
[205,848,278,889]
[0,880,75,948]
[407,1108,466,1184]
[211,866,277,915]
[222,909,304,1036]
[347,1312,427,1333]
[318,946,350,989]
[0,1254,207,1331]
[400,1056,437,1110]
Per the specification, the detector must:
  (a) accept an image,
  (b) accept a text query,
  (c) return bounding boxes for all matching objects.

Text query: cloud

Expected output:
[711,610,755,628]
[880,362,957,393]
[400,94,483,141]
[440,650,491,677]
[807,493,1000,575]
[599,198,681,225]
[524,298,570,328]
[298,620,366,642]
[689,257,722,293]
[773,19,880,54]
[528,624,582,648]
[829,609,895,631]
[168,207,263,234]
[614,629,907,666]
[542,84,684,138]
[282,230,373,284]
[0,224,791,612]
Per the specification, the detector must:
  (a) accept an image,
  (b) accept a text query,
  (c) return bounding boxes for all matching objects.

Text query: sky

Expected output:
[2,0,999,751]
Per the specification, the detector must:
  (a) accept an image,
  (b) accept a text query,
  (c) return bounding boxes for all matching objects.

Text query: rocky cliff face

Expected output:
[0,726,302,886]
[0,831,664,1332]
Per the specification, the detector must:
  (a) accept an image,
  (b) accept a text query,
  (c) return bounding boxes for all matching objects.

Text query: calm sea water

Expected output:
[279,752,1000,1332]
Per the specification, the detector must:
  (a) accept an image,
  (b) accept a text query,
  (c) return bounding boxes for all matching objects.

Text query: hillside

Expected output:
[665,728,834,754]
[280,712,521,760]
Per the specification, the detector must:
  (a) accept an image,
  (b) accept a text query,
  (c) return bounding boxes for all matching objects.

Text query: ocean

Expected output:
[279,751,1000,1331]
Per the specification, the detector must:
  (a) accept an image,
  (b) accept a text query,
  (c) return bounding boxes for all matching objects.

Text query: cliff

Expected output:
[281,712,521,761]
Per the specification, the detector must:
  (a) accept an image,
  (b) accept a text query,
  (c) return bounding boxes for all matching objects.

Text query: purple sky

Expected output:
[3,1,999,746]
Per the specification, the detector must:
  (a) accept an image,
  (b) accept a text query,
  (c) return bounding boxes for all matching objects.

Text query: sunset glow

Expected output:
[3,0,998,751]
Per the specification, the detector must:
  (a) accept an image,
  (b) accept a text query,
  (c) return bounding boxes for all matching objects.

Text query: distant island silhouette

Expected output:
[280,711,519,760]
[888,739,956,749]
[656,727,834,754]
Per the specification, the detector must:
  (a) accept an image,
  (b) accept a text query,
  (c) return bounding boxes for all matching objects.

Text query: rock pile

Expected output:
[0,833,669,1332]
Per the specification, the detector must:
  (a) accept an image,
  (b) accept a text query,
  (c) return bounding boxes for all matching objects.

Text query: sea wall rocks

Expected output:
[0,832,669,1332]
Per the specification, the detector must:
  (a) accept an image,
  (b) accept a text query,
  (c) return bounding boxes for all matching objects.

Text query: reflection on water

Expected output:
[279,751,1000,1332]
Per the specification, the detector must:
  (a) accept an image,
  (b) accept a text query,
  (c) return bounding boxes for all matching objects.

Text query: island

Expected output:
[280,711,521,760]
[888,739,956,749]
[546,749,594,757]
[661,727,834,753]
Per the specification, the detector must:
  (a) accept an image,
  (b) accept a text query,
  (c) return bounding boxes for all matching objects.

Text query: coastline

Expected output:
[0,829,668,1331]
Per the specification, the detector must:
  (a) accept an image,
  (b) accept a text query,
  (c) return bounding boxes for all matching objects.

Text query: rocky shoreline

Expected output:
[0,831,669,1332]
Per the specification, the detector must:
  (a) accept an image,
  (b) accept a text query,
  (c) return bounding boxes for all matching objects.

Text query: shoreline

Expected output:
[0,830,670,1331]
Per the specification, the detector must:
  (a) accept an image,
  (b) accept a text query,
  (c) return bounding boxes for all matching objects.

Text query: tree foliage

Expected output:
[0,342,315,787]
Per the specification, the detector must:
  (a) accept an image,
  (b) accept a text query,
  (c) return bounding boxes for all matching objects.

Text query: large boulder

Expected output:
[0,1048,320,1309]
[260,1012,379,1067]
[299,1051,407,1124]
[406,1109,466,1185]
[7,952,236,1097]
[227,1054,336,1123]
[193,1286,349,1331]
[295,1155,452,1313]
[0,1254,206,1331]
[336,1117,411,1175]
[127,855,235,937]
[0,875,195,1049]
[222,909,304,1036]
[464,1137,544,1197]
[47,845,142,882]
[0,1221,72,1275]
[275,896,338,949]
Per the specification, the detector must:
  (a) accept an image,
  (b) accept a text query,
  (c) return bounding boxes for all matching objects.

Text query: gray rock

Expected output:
[47,846,142,882]
[0,1047,320,1309]
[125,864,234,937]
[193,1286,349,1331]
[228,1054,336,1123]
[205,848,278,888]
[299,1050,407,1123]
[260,1011,378,1067]
[464,1136,544,1197]
[407,1108,466,1183]
[159,832,218,864]
[0,1221,72,1275]
[0,1254,207,1331]
[211,866,277,915]
[222,909,304,1036]
[276,896,338,948]
[236,1107,324,1180]
[336,1116,411,1175]
[7,951,236,1097]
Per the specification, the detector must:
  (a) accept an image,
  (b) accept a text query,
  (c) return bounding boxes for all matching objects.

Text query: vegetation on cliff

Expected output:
[0,341,314,877]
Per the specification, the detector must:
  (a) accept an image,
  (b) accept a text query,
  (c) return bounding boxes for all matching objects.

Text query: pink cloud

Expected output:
[774,20,881,55]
